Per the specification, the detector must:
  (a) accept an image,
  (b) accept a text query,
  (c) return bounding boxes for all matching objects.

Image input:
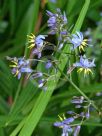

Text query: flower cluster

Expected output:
[6,8,99,136]
[70,31,88,51]
[47,9,95,75]
[47,9,68,50]
[47,9,67,35]
[7,8,95,85]
[7,55,56,89]
[71,96,92,119]
[54,114,74,136]
[27,33,47,58]
[73,56,95,75]
[6,56,32,79]
[54,96,93,136]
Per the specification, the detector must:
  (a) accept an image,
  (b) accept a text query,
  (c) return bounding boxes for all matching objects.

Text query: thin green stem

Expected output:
[57,66,99,112]
[28,59,45,63]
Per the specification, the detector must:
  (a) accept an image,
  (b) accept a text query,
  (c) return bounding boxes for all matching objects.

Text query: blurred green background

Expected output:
[0,0,102,135]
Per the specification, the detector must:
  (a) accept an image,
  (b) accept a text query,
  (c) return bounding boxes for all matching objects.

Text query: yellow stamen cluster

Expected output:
[14,70,19,77]
[58,114,66,128]
[58,114,66,121]
[9,61,19,77]
[9,60,17,68]
[77,68,93,76]
[79,39,88,51]
[27,33,36,49]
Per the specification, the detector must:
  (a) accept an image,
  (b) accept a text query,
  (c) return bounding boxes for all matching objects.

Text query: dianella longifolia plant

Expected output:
[6,8,101,136]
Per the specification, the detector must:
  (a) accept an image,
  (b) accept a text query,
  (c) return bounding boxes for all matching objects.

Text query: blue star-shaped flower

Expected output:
[70,31,88,51]
[74,56,95,75]
[8,57,32,79]
[27,34,46,58]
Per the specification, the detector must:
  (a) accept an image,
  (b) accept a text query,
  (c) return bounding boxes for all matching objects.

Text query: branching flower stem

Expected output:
[57,66,99,112]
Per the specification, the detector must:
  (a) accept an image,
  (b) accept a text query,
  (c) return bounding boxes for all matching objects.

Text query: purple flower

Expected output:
[85,112,90,119]
[47,9,68,50]
[67,111,75,115]
[54,115,74,136]
[73,56,95,75]
[73,126,81,136]
[8,57,32,79]
[32,48,42,58]
[70,32,83,47]
[27,34,46,48]
[85,108,90,119]
[11,68,21,79]
[60,31,67,35]
[45,60,52,69]
[71,96,84,104]
[54,122,63,127]
[63,117,74,124]
[49,0,56,3]
[46,9,68,35]
[54,122,73,136]
[38,79,45,88]
[80,112,85,117]
[74,56,95,68]
[62,125,73,136]
[31,72,43,79]
[70,31,88,51]
[33,35,46,58]
[27,34,46,58]
[35,35,46,48]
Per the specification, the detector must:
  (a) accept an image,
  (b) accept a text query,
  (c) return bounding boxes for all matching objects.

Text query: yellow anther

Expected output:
[77,68,93,75]
[79,45,84,51]
[14,70,19,77]
[82,42,87,46]
[63,114,66,120]
[28,39,34,43]
[27,33,35,40]
[28,44,35,49]
[79,39,88,51]
[83,39,88,42]
[84,69,87,75]
[27,33,36,49]
[77,68,83,73]
[58,115,63,121]
[87,69,93,74]
[9,65,17,68]
[11,61,17,65]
